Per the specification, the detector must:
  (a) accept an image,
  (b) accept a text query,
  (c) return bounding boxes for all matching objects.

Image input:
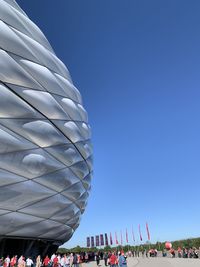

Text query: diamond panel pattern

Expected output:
[0,0,92,245]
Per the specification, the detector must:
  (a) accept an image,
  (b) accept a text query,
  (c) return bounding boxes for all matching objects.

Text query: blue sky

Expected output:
[17,0,200,247]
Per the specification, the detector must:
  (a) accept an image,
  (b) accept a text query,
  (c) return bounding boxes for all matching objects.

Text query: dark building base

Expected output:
[0,237,60,258]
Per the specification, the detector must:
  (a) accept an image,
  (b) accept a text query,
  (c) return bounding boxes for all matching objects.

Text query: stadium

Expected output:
[0,0,92,257]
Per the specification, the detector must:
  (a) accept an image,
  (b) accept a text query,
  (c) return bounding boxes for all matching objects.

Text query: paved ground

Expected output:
[126,257,200,267]
[84,257,200,267]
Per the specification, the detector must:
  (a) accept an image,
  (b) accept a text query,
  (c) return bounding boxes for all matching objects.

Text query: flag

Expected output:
[96,235,100,247]
[115,232,119,245]
[139,224,142,241]
[146,222,151,241]
[132,226,135,242]
[120,230,123,245]
[91,236,95,247]
[110,232,113,245]
[100,234,104,246]
[105,233,108,246]
[87,237,90,247]
[126,228,129,243]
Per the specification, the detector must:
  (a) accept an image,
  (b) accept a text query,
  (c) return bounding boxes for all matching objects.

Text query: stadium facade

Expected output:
[0,0,92,256]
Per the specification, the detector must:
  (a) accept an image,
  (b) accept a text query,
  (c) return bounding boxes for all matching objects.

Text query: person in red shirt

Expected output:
[109,252,117,267]
[10,256,17,267]
[170,249,175,258]
[43,256,50,267]
[53,256,58,267]
[177,247,182,258]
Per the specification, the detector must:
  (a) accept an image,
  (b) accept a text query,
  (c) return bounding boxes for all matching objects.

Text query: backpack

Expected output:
[122,256,126,265]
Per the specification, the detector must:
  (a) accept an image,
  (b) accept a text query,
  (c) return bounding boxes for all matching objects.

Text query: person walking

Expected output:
[43,256,50,267]
[57,255,61,267]
[84,253,88,264]
[10,256,17,267]
[72,254,78,267]
[0,258,3,267]
[61,254,70,267]
[4,256,10,267]
[65,254,70,267]
[17,257,25,267]
[178,247,182,258]
[26,257,33,267]
[109,252,117,267]
[95,253,100,266]
[36,256,41,267]
[103,252,108,266]
[77,254,82,267]
[53,255,59,267]
[118,253,127,267]
[69,254,73,267]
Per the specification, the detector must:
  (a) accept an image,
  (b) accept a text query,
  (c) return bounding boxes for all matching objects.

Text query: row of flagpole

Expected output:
[86,223,151,248]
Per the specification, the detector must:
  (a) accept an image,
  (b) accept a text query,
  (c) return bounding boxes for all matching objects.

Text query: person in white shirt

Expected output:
[57,255,61,267]
[4,256,10,267]
[26,257,33,267]
[51,254,56,262]
[61,254,70,267]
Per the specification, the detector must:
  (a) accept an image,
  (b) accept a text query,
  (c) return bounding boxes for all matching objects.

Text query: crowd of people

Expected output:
[92,248,200,261]
[0,254,81,267]
[95,251,127,267]
[1,246,200,267]
[100,248,200,260]
[171,247,199,258]
[0,252,128,267]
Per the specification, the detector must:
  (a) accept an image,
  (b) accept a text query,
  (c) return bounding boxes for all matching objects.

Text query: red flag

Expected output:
[110,232,113,245]
[126,228,128,243]
[115,232,119,245]
[146,222,150,241]
[120,230,123,245]
[139,224,143,241]
[132,226,135,242]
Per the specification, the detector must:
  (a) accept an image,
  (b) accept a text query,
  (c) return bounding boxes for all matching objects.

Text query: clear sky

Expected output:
[17,0,200,247]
